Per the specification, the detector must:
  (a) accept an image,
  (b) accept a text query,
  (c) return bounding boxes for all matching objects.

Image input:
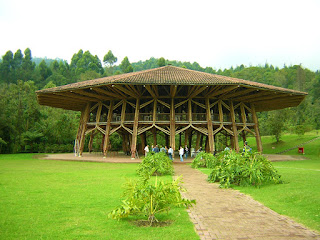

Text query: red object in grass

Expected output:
[298,147,304,154]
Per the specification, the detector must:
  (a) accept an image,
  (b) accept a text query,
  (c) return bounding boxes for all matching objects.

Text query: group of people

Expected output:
[144,144,202,162]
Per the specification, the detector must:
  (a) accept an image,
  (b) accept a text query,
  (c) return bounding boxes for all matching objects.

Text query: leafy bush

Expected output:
[191,152,218,169]
[137,152,174,177]
[208,151,282,188]
[108,176,195,226]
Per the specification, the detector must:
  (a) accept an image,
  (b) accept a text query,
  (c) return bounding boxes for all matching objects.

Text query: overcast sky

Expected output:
[1,0,320,71]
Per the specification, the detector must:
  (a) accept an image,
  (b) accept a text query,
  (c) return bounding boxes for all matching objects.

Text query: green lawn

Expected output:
[0,154,199,240]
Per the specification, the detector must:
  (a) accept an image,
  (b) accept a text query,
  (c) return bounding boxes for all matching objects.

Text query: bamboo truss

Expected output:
[75,87,264,158]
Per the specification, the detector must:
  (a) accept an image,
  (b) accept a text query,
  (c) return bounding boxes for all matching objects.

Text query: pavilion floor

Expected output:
[41,152,308,163]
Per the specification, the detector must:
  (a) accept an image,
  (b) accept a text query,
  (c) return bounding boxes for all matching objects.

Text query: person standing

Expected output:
[154,145,160,153]
[144,145,149,157]
[168,146,173,160]
[184,145,189,159]
[179,146,184,162]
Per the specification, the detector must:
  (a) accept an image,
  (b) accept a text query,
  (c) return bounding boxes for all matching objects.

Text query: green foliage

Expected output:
[103,50,117,67]
[191,152,217,169]
[120,56,133,73]
[207,151,282,188]
[137,152,174,178]
[157,57,166,67]
[108,176,195,225]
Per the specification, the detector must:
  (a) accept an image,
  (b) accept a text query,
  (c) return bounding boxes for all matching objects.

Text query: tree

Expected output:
[13,49,24,80]
[21,48,35,81]
[0,50,14,83]
[265,110,288,142]
[157,57,165,67]
[38,60,52,83]
[120,56,133,73]
[103,50,117,67]
[70,50,104,79]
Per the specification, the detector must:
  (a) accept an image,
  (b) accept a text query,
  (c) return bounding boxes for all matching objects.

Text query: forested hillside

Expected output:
[0,48,319,153]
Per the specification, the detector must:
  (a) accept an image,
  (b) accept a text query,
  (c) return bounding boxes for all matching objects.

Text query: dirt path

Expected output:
[174,164,320,240]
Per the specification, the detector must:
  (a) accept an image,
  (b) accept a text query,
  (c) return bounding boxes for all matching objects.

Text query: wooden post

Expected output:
[205,98,215,153]
[96,102,102,123]
[88,132,94,153]
[184,130,189,147]
[170,98,176,154]
[140,134,146,154]
[195,132,201,150]
[152,99,157,145]
[103,101,114,157]
[79,103,91,156]
[131,98,140,158]
[251,104,263,152]
[230,101,239,152]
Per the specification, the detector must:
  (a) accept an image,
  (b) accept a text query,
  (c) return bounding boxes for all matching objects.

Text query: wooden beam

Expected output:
[46,93,89,103]
[230,101,239,152]
[131,98,140,158]
[188,99,192,122]
[114,85,138,98]
[107,86,127,98]
[145,85,157,99]
[233,91,270,102]
[56,92,100,102]
[103,101,114,157]
[121,100,127,123]
[221,88,256,100]
[79,103,91,156]
[95,102,102,123]
[92,87,124,99]
[152,85,159,97]
[74,89,111,101]
[251,103,263,152]
[170,85,178,98]
[206,98,215,153]
[170,98,176,153]
[188,86,208,99]
[207,85,239,98]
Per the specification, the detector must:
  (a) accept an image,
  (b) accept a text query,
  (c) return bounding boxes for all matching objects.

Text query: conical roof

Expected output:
[36,65,307,112]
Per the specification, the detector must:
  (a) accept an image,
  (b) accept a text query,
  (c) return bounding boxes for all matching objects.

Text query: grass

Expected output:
[245,130,320,155]
[0,154,199,240]
[199,133,320,232]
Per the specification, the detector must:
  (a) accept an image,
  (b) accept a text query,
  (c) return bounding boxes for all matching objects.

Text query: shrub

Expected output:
[108,176,195,226]
[137,152,174,178]
[208,151,282,188]
[191,152,219,169]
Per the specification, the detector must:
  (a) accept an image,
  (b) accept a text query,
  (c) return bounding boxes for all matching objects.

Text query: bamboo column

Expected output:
[88,132,94,153]
[79,103,91,156]
[131,98,140,158]
[205,98,215,153]
[195,132,201,150]
[230,101,239,152]
[170,98,175,154]
[152,99,157,145]
[251,103,263,152]
[103,101,114,157]
[240,103,247,144]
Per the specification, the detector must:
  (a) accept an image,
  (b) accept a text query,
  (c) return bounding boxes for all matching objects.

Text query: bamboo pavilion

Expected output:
[36,65,307,158]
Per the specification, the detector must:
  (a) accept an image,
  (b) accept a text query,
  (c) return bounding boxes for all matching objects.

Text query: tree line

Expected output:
[0,48,319,153]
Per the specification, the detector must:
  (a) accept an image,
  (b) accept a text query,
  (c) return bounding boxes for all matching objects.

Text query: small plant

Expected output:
[137,152,174,177]
[108,176,196,226]
[191,152,219,169]
[207,151,282,188]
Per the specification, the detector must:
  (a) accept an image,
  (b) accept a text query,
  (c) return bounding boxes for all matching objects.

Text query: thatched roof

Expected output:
[36,65,307,112]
